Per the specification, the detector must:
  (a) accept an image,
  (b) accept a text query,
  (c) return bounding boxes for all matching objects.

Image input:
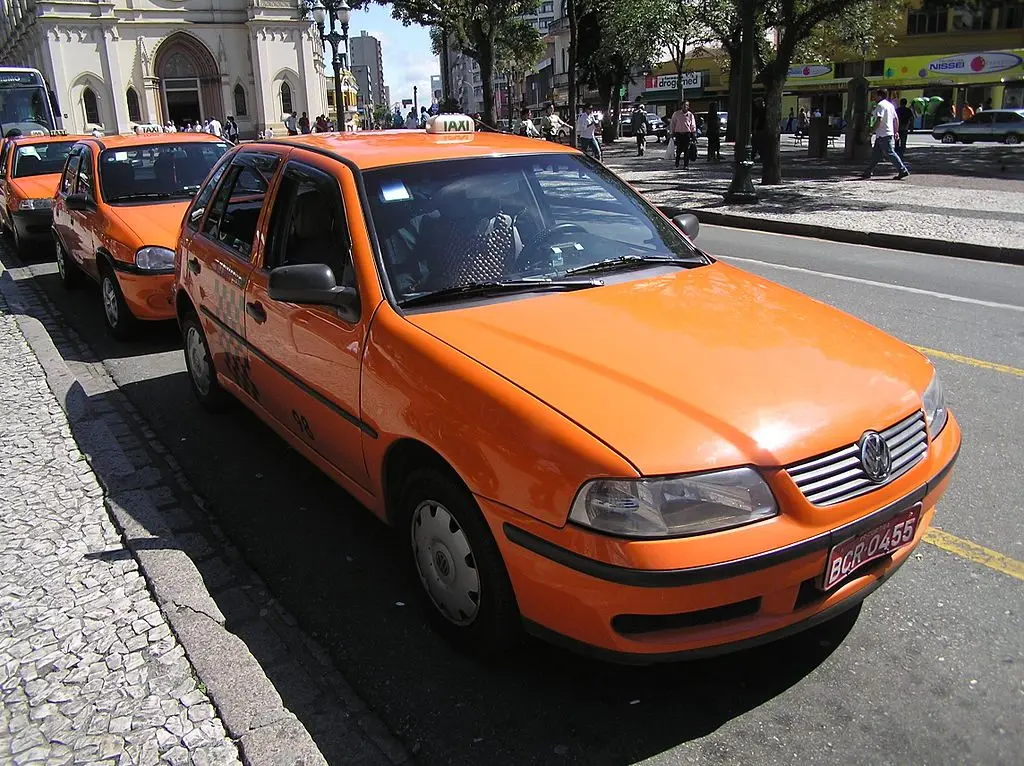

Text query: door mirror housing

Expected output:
[672,212,700,240]
[268,263,359,317]
[64,193,92,212]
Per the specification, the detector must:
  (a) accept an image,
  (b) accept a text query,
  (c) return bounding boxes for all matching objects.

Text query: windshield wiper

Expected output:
[399,277,603,308]
[564,254,697,276]
[107,191,193,202]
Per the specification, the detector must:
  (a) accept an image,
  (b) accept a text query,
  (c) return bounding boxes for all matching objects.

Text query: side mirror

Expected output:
[268,263,359,316]
[672,212,700,240]
[64,193,91,212]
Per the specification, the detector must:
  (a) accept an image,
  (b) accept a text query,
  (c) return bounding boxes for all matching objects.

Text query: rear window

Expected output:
[12,140,75,178]
[99,141,229,204]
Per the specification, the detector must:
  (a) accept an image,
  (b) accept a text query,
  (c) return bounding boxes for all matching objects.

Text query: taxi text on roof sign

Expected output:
[425,114,475,134]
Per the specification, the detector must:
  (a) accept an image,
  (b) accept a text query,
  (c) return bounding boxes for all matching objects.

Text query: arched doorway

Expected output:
[153,33,224,127]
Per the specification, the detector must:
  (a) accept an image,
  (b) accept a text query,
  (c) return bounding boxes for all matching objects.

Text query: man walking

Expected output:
[861,88,909,180]
[284,112,298,136]
[669,101,696,169]
[630,99,649,156]
[895,98,913,158]
[576,105,602,161]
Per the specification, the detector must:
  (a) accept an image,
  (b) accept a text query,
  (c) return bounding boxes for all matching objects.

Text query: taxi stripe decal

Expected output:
[199,305,378,439]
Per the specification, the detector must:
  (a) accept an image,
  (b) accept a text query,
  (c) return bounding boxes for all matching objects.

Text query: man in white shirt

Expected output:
[861,88,909,180]
[284,112,298,135]
[576,105,601,161]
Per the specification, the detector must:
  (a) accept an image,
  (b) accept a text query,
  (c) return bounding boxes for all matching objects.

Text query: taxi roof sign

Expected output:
[425,114,475,135]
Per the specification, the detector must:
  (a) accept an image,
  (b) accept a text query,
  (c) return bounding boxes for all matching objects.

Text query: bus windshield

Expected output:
[0,86,55,135]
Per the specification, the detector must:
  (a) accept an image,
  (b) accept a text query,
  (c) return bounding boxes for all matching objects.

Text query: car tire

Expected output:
[1005,133,1020,145]
[99,264,139,340]
[941,133,957,144]
[55,240,81,289]
[402,467,521,657]
[181,312,229,412]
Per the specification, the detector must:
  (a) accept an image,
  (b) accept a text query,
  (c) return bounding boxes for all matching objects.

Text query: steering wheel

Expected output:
[515,223,588,272]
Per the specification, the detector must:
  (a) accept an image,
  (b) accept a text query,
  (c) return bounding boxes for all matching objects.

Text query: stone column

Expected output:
[99,26,129,132]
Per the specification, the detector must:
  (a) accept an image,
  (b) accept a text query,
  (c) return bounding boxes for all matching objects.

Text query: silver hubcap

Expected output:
[101,277,119,326]
[186,326,211,396]
[411,501,480,626]
[943,134,955,143]
[1008,135,1019,145]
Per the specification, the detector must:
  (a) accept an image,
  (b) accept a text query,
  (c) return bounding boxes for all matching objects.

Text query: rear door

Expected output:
[242,155,371,486]
[993,111,1023,142]
[179,150,282,402]
[70,145,102,280]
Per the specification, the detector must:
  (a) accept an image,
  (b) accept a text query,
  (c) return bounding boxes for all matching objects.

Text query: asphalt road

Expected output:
[12,229,1024,765]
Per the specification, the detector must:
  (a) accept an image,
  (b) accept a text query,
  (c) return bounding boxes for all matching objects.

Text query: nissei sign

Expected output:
[926,51,1023,76]
[644,72,702,92]
[786,64,833,79]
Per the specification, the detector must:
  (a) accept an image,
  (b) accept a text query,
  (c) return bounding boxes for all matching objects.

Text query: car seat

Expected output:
[287,188,354,286]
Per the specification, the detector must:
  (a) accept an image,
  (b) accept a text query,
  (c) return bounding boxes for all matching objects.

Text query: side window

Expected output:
[75,149,95,199]
[60,150,82,195]
[201,154,279,260]
[0,141,10,178]
[187,158,229,230]
[973,113,995,125]
[263,163,355,288]
[994,112,1022,124]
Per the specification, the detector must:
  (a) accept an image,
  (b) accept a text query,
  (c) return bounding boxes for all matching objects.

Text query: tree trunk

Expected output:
[726,46,741,143]
[760,75,784,185]
[480,30,496,127]
[609,70,624,143]
[568,0,578,144]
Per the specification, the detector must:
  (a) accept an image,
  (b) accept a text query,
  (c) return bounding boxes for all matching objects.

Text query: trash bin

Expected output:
[808,116,829,157]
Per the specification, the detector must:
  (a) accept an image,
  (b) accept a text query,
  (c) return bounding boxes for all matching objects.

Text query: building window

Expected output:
[541,1,553,12]
[126,87,141,122]
[281,82,293,115]
[906,9,949,35]
[953,5,992,30]
[540,19,551,30]
[327,89,335,107]
[998,3,1024,28]
[83,87,100,124]
[233,84,247,116]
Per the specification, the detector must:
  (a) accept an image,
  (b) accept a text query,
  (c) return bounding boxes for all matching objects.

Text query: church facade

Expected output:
[0,0,329,137]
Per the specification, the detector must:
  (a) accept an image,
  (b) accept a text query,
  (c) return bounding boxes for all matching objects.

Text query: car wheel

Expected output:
[181,312,228,411]
[403,467,521,656]
[99,265,139,340]
[55,240,81,289]
[1005,133,1020,145]
[941,133,957,144]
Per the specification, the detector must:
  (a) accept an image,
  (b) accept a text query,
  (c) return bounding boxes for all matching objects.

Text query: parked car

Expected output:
[619,111,667,141]
[173,114,959,663]
[931,109,1024,144]
[0,132,76,254]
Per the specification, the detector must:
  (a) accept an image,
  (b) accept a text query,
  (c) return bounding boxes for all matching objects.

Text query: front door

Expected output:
[243,155,370,487]
[180,151,281,401]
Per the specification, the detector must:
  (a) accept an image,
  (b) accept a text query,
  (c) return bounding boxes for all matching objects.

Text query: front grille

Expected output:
[787,411,928,506]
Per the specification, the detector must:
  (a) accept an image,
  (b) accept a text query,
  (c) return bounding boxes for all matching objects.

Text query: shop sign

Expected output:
[884,50,1024,81]
[644,71,702,91]
[786,64,833,80]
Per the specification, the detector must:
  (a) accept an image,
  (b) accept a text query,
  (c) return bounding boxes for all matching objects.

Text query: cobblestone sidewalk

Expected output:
[0,296,240,765]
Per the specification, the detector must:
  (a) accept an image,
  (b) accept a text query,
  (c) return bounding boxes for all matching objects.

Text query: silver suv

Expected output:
[931,109,1024,145]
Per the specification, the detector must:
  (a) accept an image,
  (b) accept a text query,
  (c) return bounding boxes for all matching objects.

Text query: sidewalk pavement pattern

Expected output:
[0,294,240,765]
[604,137,1024,255]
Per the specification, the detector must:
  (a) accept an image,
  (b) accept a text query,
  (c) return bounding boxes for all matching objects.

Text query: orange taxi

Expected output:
[51,132,229,337]
[0,132,77,254]
[173,116,960,662]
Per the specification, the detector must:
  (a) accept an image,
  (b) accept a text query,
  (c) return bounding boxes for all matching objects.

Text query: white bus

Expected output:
[0,67,60,137]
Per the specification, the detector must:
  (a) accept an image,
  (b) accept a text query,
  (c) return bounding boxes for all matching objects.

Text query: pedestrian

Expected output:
[298,112,310,134]
[540,104,563,142]
[284,112,298,135]
[895,98,913,158]
[406,109,418,130]
[669,100,696,169]
[265,125,275,139]
[630,99,648,156]
[707,100,722,161]
[861,88,909,180]
[983,97,993,111]
[960,102,975,121]
[796,108,808,138]
[575,104,602,161]
[518,107,540,138]
[420,106,429,128]
[786,107,795,134]
[225,116,239,143]
[207,116,222,137]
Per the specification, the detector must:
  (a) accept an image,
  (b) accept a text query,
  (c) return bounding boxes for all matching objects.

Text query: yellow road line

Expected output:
[912,345,1024,378]
[924,528,1024,582]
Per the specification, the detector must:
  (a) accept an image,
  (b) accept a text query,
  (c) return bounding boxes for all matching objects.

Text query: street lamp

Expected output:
[308,0,351,130]
[724,0,757,203]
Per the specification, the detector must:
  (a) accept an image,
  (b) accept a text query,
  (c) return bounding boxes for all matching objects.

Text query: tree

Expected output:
[384,0,539,126]
[494,20,545,120]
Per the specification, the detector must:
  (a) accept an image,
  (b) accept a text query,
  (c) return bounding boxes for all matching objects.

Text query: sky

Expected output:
[343,5,440,110]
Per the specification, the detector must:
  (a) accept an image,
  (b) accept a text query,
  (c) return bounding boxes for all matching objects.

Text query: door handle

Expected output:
[187,257,201,275]
[245,301,267,323]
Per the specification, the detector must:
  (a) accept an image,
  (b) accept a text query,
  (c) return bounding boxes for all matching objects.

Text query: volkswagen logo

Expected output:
[859,431,892,483]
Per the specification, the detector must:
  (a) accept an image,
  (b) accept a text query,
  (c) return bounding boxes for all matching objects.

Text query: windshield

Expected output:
[12,141,75,178]
[99,141,230,203]
[0,86,54,134]
[363,154,703,305]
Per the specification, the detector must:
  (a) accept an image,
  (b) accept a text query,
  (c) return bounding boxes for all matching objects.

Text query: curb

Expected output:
[0,257,411,766]
[654,205,1024,267]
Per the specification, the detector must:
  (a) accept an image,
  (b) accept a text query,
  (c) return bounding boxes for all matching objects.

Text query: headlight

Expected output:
[135,246,175,271]
[19,198,52,210]
[923,370,948,438]
[569,467,778,538]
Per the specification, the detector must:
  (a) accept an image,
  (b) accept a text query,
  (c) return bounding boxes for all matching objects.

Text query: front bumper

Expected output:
[11,208,54,241]
[110,262,176,321]
[490,414,961,663]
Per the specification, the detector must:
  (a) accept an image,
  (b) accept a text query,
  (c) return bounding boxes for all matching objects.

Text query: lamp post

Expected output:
[724,0,757,203]
[308,0,351,131]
